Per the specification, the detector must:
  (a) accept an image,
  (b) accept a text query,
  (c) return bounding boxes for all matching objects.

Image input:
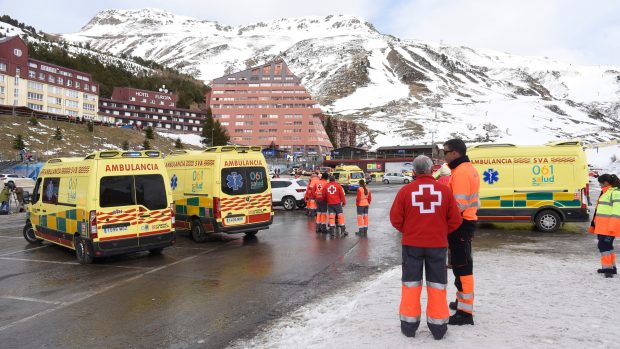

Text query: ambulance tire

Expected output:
[149,247,165,255]
[75,236,94,264]
[191,219,209,243]
[23,222,41,244]
[534,210,561,232]
[282,196,297,211]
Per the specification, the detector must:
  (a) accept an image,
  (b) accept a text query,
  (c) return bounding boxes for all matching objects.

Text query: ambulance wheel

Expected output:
[383,179,389,184]
[534,210,561,232]
[75,236,94,264]
[282,196,297,211]
[191,219,208,243]
[23,222,41,244]
[149,247,164,255]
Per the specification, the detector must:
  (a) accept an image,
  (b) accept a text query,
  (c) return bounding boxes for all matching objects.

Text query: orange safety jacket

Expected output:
[593,186,620,237]
[448,157,480,221]
[305,176,320,201]
[356,187,372,206]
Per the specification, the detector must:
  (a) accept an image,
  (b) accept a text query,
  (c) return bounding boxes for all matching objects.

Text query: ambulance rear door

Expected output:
[219,165,271,228]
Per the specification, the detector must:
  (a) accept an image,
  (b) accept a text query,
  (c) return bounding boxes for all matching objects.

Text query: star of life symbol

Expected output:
[327,185,337,195]
[483,168,499,185]
[411,184,442,214]
[226,172,243,191]
[170,174,178,190]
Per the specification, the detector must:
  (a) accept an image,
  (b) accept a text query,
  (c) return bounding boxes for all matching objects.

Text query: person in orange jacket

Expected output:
[356,179,372,235]
[442,138,480,326]
[323,175,348,236]
[588,173,620,277]
[305,172,320,217]
[313,172,329,233]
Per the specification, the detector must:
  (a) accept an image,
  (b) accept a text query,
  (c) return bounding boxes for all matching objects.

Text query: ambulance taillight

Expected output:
[89,210,98,239]
[170,203,175,225]
[213,197,221,219]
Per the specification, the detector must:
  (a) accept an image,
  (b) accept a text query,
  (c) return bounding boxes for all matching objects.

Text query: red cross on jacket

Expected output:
[323,181,346,205]
[390,174,462,248]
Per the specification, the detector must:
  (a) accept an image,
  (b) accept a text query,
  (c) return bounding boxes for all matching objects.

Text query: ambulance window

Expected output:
[333,172,340,179]
[350,173,363,179]
[221,167,268,195]
[246,167,267,194]
[31,178,42,204]
[135,174,167,210]
[42,178,59,204]
[100,176,135,207]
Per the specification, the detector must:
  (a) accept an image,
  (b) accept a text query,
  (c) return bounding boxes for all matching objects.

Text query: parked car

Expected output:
[382,172,413,184]
[271,178,308,210]
[0,174,21,181]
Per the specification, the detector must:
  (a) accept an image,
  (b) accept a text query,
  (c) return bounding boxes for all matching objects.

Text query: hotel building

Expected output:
[0,36,99,120]
[207,60,333,157]
[98,87,208,132]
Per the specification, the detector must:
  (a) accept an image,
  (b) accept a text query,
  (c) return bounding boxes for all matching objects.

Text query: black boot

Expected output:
[428,323,447,340]
[605,272,614,278]
[448,310,474,326]
[340,226,348,236]
[400,320,419,338]
[449,300,458,311]
[598,266,617,274]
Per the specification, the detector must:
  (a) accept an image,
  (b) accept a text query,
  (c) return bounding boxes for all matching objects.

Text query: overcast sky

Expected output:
[1,0,618,65]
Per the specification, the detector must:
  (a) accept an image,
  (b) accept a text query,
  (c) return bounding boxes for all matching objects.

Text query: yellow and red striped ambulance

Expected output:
[165,146,273,242]
[23,150,175,264]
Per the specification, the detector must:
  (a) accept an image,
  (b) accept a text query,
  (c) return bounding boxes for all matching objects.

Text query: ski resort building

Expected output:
[207,60,333,158]
[0,36,99,120]
[98,87,208,132]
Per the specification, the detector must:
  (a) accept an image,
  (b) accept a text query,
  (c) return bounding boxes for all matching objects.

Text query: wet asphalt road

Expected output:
[0,182,594,349]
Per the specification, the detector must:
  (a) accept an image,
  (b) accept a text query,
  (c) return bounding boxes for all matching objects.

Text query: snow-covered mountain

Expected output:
[62,8,620,146]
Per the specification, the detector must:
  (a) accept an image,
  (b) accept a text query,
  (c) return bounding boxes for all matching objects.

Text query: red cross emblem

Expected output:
[411,184,442,213]
[327,185,337,195]
[316,184,323,191]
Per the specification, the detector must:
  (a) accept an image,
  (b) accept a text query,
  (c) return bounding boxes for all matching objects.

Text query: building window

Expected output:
[47,96,62,105]
[39,72,45,80]
[27,103,43,111]
[28,71,36,79]
[0,63,6,71]
[48,75,55,83]
[91,85,97,92]
[58,77,63,85]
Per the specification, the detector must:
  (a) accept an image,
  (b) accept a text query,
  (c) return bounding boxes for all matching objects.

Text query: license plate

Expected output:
[225,216,245,225]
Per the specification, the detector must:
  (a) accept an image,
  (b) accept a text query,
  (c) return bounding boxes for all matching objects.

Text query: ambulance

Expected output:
[468,141,589,232]
[22,150,175,264]
[165,146,273,242]
[331,165,365,193]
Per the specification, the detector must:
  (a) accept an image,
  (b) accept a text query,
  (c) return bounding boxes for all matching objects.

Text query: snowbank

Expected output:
[585,143,620,170]
[230,249,618,348]
[157,132,204,147]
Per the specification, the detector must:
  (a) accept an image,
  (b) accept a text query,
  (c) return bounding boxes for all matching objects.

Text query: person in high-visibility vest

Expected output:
[305,172,320,217]
[356,179,372,235]
[314,172,329,233]
[323,175,348,236]
[588,173,620,278]
[390,155,463,340]
[442,138,480,326]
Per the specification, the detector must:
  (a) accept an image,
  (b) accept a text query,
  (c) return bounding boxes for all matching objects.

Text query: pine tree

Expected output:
[53,127,63,140]
[324,116,337,147]
[142,139,151,150]
[121,140,129,150]
[145,126,154,139]
[201,107,215,146]
[174,137,184,149]
[29,116,38,126]
[212,120,230,146]
[200,107,230,147]
[13,135,25,150]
